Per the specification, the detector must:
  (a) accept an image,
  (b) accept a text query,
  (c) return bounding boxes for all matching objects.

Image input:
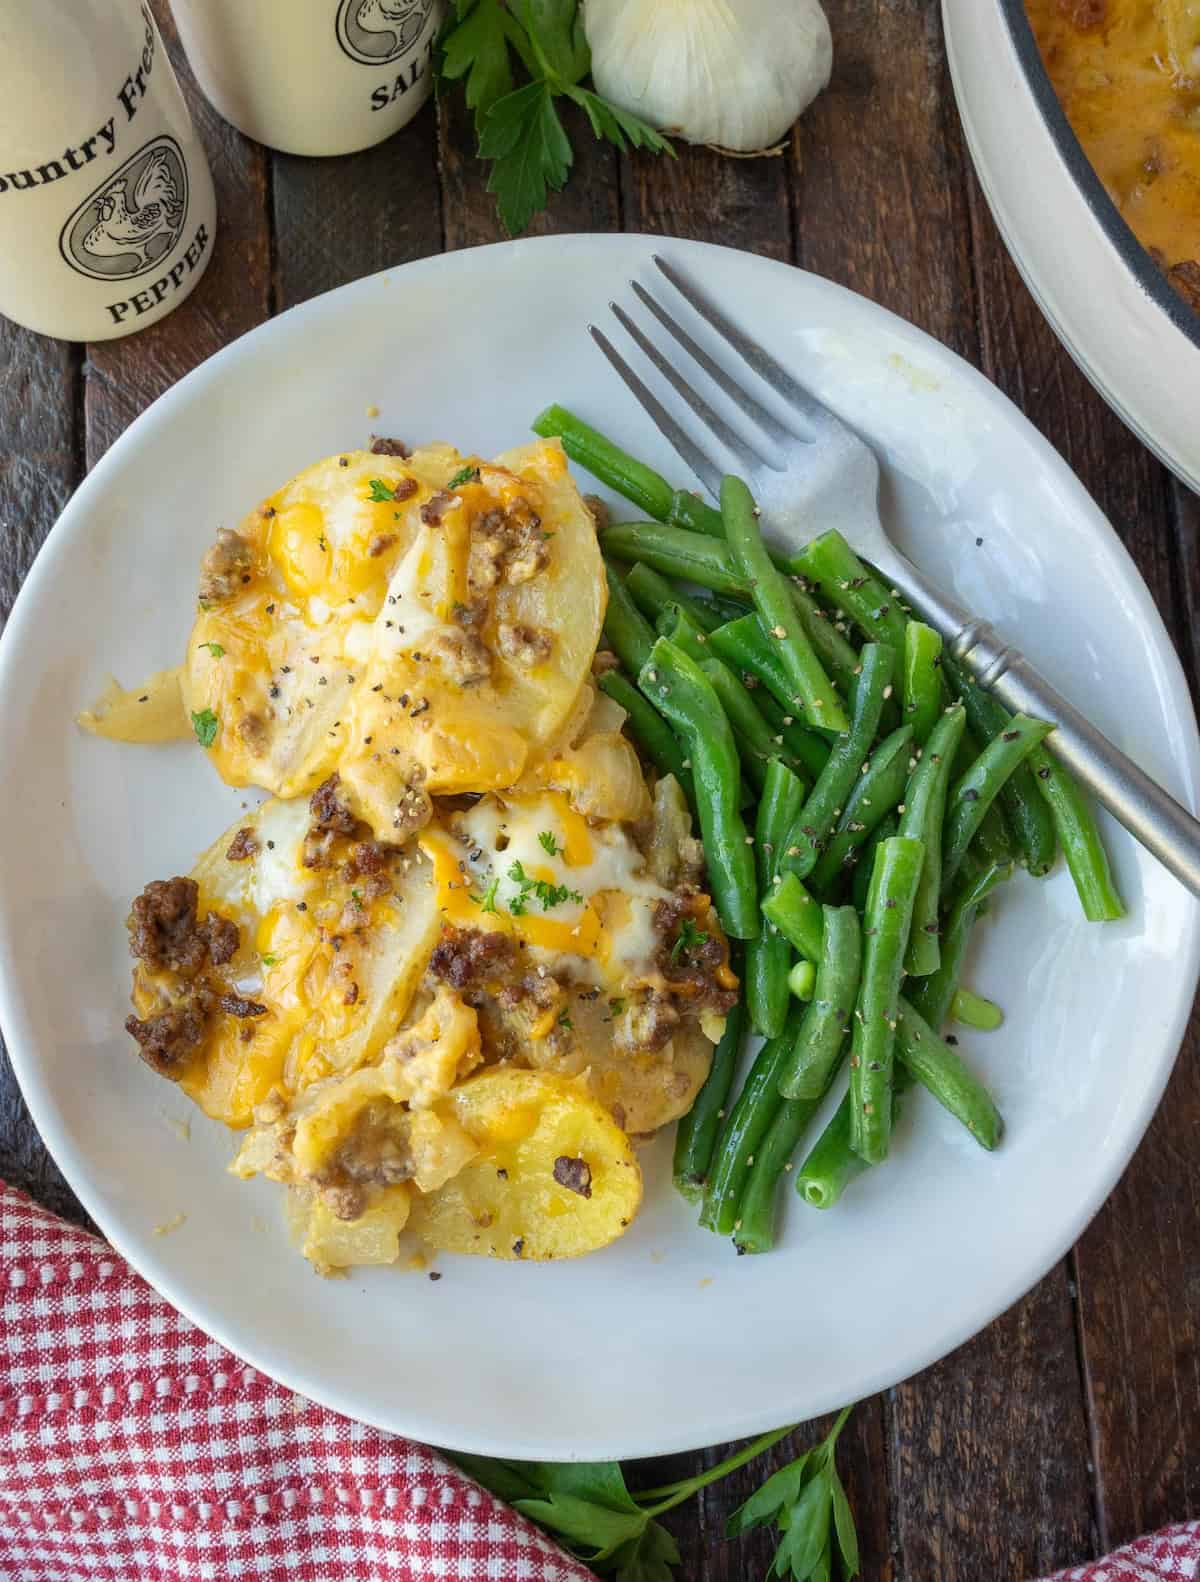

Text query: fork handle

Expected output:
[877,548,1200,900]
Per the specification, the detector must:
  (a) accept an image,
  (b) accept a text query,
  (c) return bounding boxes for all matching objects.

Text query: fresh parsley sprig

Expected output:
[727,1407,859,1582]
[454,1422,800,1580]
[437,0,673,235]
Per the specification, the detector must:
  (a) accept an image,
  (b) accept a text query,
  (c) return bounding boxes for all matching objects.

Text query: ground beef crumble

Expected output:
[225,828,259,862]
[198,529,254,604]
[125,990,213,1078]
[369,436,410,457]
[127,878,239,977]
[427,927,516,993]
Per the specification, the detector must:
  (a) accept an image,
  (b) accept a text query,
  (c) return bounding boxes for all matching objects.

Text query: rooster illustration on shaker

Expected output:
[80,148,183,273]
[353,0,432,52]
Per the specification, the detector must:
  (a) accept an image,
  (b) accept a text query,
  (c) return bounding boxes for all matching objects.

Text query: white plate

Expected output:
[1,234,1197,1461]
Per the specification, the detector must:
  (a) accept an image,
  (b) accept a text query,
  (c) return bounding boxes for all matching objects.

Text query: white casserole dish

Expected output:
[943,0,1200,493]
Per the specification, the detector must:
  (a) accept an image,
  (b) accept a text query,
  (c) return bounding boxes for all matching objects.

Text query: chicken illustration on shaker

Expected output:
[80,148,183,273]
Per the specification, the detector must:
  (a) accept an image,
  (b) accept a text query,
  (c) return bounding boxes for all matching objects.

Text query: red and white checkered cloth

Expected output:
[1,1178,1196,1582]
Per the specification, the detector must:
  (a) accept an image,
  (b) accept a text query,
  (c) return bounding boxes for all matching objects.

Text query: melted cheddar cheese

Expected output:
[1027,0,1200,297]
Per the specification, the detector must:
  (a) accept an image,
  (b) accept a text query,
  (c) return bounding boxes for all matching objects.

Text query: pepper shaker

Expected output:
[0,0,217,342]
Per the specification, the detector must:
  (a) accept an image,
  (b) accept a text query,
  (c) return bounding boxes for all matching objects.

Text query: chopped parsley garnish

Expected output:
[260,954,277,968]
[608,996,626,1017]
[557,1008,573,1031]
[537,830,561,856]
[199,641,225,658]
[447,465,481,489]
[507,859,582,913]
[367,478,398,502]
[671,917,710,965]
[350,888,363,907]
[474,876,501,914]
[190,708,219,748]
[318,533,328,553]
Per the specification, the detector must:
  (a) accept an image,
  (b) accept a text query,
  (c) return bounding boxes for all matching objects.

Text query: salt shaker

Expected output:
[0,0,217,343]
[167,0,445,158]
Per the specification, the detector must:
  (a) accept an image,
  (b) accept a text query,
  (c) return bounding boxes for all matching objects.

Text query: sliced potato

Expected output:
[408,1068,642,1259]
[128,795,442,1128]
[180,439,606,824]
[78,667,190,743]
[296,1185,414,1271]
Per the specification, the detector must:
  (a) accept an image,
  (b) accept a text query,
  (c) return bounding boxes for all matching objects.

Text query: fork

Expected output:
[589,254,1200,901]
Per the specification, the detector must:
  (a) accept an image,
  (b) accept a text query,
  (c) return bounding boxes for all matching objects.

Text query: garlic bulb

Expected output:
[584,0,833,154]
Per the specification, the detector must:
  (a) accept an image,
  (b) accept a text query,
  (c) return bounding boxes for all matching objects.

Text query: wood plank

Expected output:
[438,92,619,248]
[272,101,442,306]
[796,0,977,355]
[0,328,79,622]
[619,138,791,261]
[0,319,83,1215]
[1073,472,1200,1549]
[966,165,1197,1562]
[84,5,271,464]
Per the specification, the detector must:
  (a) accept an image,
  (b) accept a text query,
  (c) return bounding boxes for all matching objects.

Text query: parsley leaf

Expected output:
[480,79,573,237]
[557,1007,573,1030]
[671,917,710,965]
[537,830,561,856]
[727,1407,860,1582]
[453,1419,829,1579]
[199,641,225,658]
[368,478,397,502]
[608,996,626,1017]
[190,708,219,748]
[447,464,481,489]
[260,953,278,968]
[438,0,516,132]
[474,876,500,914]
[506,858,581,913]
[437,0,672,235]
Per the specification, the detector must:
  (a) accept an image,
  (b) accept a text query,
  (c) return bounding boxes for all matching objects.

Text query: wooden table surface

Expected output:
[2,3,1199,1577]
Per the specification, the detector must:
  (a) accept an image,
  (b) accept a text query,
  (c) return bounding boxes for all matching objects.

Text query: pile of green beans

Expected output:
[534,408,1126,1252]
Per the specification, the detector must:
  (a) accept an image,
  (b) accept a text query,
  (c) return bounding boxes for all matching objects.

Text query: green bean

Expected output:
[942,654,1058,877]
[753,691,832,780]
[952,987,1004,1031]
[673,992,746,1202]
[532,404,726,537]
[720,476,850,732]
[597,670,696,809]
[787,584,865,706]
[746,761,807,1040]
[640,638,760,939]
[942,715,1056,894]
[707,615,834,776]
[602,564,656,677]
[700,1007,803,1235]
[908,860,1008,1030]
[808,725,916,896]
[895,999,1003,1149]
[852,813,898,913]
[625,562,722,632]
[792,1082,902,1209]
[733,1086,826,1254]
[701,657,797,795]
[786,530,909,656]
[779,905,862,1100]
[658,605,710,663]
[697,592,754,625]
[975,801,1017,871]
[1028,743,1125,921]
[850,835,925,1163]
[788,959,816,1000]
[899,703,967,976]
[762,871,824,963]
[600,523,749,596]
[903,622,943,747]
[781,643,894,880]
